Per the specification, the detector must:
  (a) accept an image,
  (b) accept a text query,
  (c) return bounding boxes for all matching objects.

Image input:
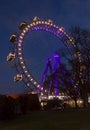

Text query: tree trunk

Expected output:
[74,99,78,108]
[81,84,88,108]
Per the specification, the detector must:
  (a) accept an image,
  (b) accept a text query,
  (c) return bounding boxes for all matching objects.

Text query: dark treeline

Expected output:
[0,94,41,120]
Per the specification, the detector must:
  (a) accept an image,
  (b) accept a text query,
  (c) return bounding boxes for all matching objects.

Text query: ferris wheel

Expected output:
[7,16,80,94]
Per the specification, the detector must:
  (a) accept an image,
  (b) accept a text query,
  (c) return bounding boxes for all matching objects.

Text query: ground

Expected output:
[0,108,90,130]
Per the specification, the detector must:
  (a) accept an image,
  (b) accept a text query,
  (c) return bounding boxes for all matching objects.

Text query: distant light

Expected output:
[41,87,43,90]
[27,83,30,86]
[18,48,21,51]
[18,53,21,55]
[18,44,21,46]
[19,40,22,43]
[23,30,26,33]
[37,85,40,88]
[22,66,25,69]
[19,57,22,59]
[34,81,37,85]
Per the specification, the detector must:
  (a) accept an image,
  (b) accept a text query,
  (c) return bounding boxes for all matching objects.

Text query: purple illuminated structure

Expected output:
[41,53,62,96]
[41,53,80,99]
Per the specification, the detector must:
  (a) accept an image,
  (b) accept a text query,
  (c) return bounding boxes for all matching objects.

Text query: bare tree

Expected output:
[69,26,90,107]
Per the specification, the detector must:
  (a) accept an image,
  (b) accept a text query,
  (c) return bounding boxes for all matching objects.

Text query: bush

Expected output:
[18,94,41,114]
[0,95,16,120]
[44,98,63,110]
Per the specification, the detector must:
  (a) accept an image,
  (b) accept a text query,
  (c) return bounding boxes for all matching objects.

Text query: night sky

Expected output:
[0,0,90,94]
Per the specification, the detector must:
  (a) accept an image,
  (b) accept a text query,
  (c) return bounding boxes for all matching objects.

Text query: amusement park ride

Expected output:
[40,53,79,99]
[7,16,81,99]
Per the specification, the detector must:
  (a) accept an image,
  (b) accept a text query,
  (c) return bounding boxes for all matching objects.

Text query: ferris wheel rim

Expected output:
[14,17,75,92]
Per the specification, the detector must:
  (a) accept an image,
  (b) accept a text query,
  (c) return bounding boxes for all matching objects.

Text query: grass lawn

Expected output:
[0,109,90,130]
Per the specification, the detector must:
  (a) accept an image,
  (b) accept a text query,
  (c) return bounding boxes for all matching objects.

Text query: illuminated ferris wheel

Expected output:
[7,16,80,94]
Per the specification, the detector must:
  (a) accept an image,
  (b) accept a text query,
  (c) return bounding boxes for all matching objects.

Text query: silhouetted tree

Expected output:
[18,94,41,114]
[69,26,90,107]
[0,95,16,120]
